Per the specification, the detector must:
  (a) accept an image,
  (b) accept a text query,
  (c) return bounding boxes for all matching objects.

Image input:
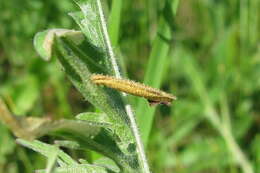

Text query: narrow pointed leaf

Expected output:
[36,164,108,173]
[76,112,112,126]
[34,29,84,61]
[17,139,77,166]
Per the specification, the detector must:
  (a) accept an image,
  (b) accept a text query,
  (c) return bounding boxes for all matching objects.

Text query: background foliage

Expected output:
[0,0,259,173]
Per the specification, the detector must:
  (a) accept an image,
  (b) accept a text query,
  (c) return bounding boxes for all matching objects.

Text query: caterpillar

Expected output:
[91,74,177,106]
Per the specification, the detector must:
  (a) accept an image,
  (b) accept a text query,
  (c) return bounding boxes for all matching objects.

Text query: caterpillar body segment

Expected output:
[91,74,176,106]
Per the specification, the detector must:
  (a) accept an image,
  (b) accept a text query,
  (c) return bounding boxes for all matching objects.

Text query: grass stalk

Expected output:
[108,0,122,46]
[184,55,254,173]
[96,1,150,172]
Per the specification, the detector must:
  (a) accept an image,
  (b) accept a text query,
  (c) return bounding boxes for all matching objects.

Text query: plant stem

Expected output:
[185,57,253,173]
[97,0,120,78]
[96,1,150,172]
[222,127,254,173]
[206,106,253,173]
[0,98,28,139]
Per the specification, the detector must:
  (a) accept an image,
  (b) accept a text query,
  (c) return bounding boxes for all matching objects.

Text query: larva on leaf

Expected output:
[91,74,177,106]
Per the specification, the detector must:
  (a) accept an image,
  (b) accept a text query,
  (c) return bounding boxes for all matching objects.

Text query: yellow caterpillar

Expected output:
[91,74,177,106]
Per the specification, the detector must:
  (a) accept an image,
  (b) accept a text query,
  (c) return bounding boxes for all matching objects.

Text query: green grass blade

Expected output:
[108,0,122,46]
[136,18,171,146]
[136,0,179,146]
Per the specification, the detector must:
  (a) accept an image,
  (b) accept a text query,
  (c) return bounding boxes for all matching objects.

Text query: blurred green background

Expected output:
[0,0,259,173]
